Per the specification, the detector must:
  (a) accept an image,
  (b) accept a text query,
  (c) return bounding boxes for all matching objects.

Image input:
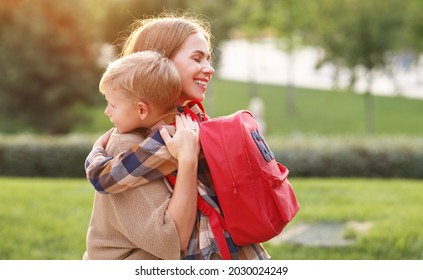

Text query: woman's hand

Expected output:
[159,114,200,161]
[159,114,200,251]
[93,128,115,149]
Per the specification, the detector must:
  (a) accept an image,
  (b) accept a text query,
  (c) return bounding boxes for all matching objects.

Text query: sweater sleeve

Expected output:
[120,183,182,259]
[84,178,182,260]
[85,128,178,194]
[112,180,181,259]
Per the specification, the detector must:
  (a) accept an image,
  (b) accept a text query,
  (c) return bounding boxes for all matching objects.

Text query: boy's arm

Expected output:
[85,128,178,194]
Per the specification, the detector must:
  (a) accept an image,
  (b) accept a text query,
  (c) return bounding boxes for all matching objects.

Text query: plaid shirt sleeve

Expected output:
[85,128,178,194]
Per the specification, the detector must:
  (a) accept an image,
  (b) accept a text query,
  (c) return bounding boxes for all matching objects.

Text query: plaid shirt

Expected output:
[85,105,270,260]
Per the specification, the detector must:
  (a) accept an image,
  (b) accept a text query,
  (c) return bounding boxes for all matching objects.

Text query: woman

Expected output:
[84,12,269,260]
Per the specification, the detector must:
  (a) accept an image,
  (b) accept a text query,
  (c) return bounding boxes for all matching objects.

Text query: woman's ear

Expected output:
[137,101,149,120]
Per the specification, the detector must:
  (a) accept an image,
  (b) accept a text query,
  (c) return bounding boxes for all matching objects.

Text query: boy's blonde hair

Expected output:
[99,51,181,110]
[122,12,212,58]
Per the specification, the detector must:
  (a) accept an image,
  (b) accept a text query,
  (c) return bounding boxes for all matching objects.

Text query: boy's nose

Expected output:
[104,106,110,116]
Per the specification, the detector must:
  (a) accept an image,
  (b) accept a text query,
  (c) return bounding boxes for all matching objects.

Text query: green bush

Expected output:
[0,134,94,178]
[270,136,423,178]
[0,134,422,178]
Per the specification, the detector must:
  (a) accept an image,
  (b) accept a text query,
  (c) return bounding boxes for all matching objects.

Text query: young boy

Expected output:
[84,51,200,259]
[95,50,200,190]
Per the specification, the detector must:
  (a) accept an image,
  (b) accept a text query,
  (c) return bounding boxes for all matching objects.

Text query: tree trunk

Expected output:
[285,51,296,116]
[364,91,375,134]
[364,73,375,134]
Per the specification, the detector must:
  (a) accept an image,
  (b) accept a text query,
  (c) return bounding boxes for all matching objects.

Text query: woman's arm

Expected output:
[160,114,200,251]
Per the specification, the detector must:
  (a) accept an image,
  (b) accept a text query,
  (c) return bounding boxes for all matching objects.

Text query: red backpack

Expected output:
[169,102,300,259]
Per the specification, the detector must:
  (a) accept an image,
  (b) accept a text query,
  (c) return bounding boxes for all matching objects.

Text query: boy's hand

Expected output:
[93,128,115,149]
[159,114,200,161]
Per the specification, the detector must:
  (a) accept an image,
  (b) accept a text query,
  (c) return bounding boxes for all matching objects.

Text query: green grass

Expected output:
[76,79,423,136]
[0,177,93,260]
[210,79,423,136]
[1,177,422,260]
[265,178,423,260]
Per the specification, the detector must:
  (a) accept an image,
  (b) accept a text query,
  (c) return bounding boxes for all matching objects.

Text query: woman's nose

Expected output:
[203,61,215,75]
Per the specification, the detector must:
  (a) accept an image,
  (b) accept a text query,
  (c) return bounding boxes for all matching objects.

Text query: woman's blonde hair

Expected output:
[99,51,181,111]
[121,12,212,58]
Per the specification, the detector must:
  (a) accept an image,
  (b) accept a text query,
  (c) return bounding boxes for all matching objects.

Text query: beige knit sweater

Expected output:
[83,130,181,260]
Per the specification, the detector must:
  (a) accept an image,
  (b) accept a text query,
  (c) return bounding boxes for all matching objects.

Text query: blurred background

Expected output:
[1,0,423,135]
[0,0,422,260]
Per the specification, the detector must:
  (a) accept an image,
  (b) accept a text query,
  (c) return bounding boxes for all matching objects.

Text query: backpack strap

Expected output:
[183,101,208,122]
[196,194,231,260]
[166,174,231,260]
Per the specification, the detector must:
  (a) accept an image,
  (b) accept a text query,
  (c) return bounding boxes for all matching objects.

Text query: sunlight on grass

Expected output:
[0,177,422,259]
[0,178,93,259]
[265,178,423,259]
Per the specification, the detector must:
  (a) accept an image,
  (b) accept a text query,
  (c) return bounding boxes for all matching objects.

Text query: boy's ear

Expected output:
[137,101,149,120]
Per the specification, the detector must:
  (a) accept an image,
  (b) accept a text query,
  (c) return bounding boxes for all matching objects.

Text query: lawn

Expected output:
[266,178,423,260]
[0,178,93,260]
[0,177,421,260]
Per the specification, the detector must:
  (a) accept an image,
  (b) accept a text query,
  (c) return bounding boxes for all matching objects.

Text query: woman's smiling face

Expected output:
[171,32,215,104]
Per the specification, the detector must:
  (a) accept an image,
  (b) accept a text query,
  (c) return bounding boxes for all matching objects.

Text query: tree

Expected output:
[401,0,423,85]
[226,0,274,99]
[309,0,405,134]
[0,0,102,134]
[266,0,313,116]
[228,0,312,116]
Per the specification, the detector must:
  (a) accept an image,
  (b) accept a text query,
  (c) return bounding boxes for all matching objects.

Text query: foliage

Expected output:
[229,0,311,49]
[402,0,423,56]
[310,0,405,78]
[271,136,423,178]
[0,0,102,134]
[227,0,273,38]
[0,134,93,178]
[0,177,421,259]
